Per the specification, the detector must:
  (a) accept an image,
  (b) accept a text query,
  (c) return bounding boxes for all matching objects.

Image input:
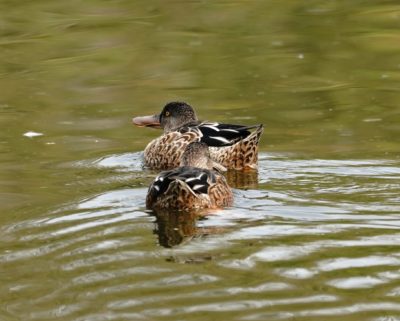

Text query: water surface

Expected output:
[1,1,400,321]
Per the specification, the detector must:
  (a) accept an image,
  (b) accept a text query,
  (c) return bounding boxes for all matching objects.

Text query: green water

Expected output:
[1,1,400,320]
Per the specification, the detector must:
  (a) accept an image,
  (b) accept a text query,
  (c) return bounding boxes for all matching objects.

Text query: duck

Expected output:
[146,142,233,211]
[132,101,263,170]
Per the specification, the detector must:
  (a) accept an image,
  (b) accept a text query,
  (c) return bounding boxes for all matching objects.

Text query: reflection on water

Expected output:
[1,153,400,320]
[153,210,199,248]
[226,169,260,189]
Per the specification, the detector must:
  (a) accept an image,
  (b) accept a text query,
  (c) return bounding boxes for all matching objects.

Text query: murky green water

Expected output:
[1,1,400,320]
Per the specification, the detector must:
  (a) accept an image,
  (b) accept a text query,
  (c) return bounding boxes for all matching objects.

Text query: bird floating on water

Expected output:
[132,102,263,170]
[146,142,233,211]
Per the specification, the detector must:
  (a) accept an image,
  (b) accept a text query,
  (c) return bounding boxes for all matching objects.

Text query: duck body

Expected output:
[146,166,233,211]
[146,141,233,211]
[133,102,263,171]
[143,121,263,170]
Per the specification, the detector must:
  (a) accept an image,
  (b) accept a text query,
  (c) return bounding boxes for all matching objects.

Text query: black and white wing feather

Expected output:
[147,166,216,200]
[180,121,260,147]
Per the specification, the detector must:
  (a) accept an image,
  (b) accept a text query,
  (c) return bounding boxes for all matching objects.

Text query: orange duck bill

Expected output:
[132,114,161,128]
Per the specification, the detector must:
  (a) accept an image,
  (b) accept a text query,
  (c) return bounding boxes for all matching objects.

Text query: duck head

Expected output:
[180,142,226,172]
[132,102,198,133]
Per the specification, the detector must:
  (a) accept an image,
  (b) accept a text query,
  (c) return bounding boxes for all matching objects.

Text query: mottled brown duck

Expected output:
[133,102,263,170]
[146,142,233,211]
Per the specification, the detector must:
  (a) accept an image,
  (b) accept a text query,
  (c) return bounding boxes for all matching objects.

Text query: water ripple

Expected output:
[2,155,400,321]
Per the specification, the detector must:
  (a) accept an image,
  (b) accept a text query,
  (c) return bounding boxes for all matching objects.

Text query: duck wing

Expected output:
[180,121,261,147]
[147,166,216,200]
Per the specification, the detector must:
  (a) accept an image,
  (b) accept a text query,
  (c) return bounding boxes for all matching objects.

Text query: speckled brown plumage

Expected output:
[146,142,234,211]
[208,175,234,207]
[133,102,264,171]
[209,124,263,170]
[146,175,233,211]
[143,131,199,170]
[143,124,263,170]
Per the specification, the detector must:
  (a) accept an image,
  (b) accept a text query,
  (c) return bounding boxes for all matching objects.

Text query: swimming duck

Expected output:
[146,142,233,211]
[132,102,263,170]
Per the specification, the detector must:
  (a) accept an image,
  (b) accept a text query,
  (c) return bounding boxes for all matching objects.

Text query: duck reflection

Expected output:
[152,209,202,247]
[225,169,259,189]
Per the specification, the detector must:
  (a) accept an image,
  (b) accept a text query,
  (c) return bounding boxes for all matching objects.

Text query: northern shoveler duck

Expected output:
[132,102,263,170]
[146,142,233,211]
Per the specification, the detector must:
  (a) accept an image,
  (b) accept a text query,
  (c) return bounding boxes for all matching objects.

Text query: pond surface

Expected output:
[1,1,400,321]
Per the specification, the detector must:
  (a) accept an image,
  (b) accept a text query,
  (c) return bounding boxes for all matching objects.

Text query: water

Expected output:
[1,1,400,320]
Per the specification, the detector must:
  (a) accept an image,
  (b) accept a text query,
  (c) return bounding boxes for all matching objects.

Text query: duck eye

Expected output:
[165,111,170,117]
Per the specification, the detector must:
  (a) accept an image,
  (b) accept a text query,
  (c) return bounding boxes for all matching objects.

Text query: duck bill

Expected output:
[132,114,161,128]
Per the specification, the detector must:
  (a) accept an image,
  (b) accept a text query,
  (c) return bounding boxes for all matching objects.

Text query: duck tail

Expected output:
[209,124,264,170]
